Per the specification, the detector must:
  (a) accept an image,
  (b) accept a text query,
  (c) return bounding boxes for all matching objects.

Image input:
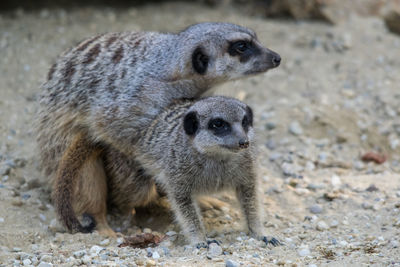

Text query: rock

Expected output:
[390,240,399,248]
[0,217,4,223]
[146,259,156,267]
[384,10,400,35]
[281,162,303,177]
[73,250,86,258]
[100,239,110,246]
[37,262,53,267]
[12,248,22,252]
[90,245,104,255]
[265,122,277,130]
[225,259,239,267]
[207,243,223,258]
[22,258,31,266]
[143,228,152,234]
[40,255,52,262]
[289,121,303,135]
[330,220,339,228]
[38,214,46,222]
[362,202,373,210]
[298,247,311,257]
[331,175,341,188]
[27,178,41,189]
[309,204,323,214]
[316,220,329,231]
[152,251,160,259]
[366,184,379,192]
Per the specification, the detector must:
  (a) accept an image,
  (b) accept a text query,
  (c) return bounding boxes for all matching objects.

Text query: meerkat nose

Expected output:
[272,54,281,66]
[239,139,250,149]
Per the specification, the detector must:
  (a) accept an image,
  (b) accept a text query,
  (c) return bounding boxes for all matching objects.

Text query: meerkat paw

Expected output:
[198,196,229,211]
[261,236,282,247]
[97,225,117,238]
[194,239,221,249]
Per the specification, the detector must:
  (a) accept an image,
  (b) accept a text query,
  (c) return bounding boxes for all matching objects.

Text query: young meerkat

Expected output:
[37,22,281,235]
[132,95,279,247]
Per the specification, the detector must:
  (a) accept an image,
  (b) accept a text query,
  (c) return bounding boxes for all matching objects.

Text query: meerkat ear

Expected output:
[192,47,209,75]
[184,111,199,136]
[246,106,253,126]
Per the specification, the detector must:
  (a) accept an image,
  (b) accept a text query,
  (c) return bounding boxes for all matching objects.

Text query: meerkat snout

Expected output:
[238,138,250,149]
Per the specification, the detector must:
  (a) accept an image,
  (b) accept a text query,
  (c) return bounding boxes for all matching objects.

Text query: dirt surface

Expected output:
[1,2,400,266]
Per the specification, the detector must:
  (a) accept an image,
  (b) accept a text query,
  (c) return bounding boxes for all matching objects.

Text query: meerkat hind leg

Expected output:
[74,151,116,237]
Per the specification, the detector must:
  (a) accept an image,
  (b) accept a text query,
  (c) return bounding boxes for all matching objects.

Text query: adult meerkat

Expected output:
[132,96,279,246]
[37,22,281,235]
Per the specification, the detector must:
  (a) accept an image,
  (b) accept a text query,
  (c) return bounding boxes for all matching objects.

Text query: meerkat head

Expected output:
[183,96,254,156]
[177,22,281,84]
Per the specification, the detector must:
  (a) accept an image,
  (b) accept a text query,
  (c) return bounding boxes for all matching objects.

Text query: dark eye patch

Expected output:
[208,118,231,136]
[228,40,261,63]
[242,106,253,132]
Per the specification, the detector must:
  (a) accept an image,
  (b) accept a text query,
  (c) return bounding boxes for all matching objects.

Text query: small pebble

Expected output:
[152,251,160,259]
[146,259,156,267]
[22,259,31,266]
[331,175,341,188]
[207,243,223,258]
[0,217,4,223]
[289,121,303,135]
[99,239,110,246]
[225,259,239,267]
[90,245,103,255]
[143,228,152,233]
[298,248,310,257]
[316,221,329,231]
[330,220,339,228]
[37,262,53,267]
[309,204,323,214]
[73,250,86,258]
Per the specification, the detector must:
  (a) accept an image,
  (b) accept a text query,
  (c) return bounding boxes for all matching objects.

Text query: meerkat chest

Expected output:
[193,159,243,191]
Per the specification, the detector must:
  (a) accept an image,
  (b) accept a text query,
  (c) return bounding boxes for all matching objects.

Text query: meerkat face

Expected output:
[180,23,280,83]
[183,97,254,156]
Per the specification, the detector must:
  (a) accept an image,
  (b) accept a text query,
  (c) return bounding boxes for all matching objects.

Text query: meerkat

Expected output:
[129,96,279,246]
[37,22,281,236]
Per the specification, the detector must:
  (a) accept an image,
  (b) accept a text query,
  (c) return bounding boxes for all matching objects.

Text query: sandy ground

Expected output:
[1,2,400,266]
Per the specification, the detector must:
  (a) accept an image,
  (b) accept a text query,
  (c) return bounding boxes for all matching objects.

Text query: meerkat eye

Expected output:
[228,40,250,56]
[208,118,231,136]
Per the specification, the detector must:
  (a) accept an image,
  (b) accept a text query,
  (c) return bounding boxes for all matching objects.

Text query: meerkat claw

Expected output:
[262,236,282,247]
[207,239,221,246]
[196,242,209,249]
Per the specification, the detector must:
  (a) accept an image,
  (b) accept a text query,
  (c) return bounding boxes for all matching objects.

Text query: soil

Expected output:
[1,2,400,266]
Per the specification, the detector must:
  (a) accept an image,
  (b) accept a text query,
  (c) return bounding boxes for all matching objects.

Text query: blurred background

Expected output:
[1,1,400,266]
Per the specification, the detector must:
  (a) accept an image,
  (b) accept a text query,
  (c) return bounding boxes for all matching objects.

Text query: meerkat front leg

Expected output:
[166,188,207,247]
[235,177,281,246]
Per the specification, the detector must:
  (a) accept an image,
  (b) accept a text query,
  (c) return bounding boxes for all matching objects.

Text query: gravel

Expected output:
[0,2,400,267]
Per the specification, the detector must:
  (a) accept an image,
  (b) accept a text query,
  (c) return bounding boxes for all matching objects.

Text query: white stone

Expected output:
[225,259,239,267]
[90,245,104,255]
[331,175,341,188]
[99,239,110,246]
[22,259,32,266]
[152,251,160,259]
[316,221,329,231]
[73,250,86,258]
[298,248,310,257]
[207,243,223,258]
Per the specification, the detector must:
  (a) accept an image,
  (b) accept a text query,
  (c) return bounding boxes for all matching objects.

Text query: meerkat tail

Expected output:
[52,132,97,233]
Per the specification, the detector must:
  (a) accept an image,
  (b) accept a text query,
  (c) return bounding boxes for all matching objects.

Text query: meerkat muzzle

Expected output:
[238,139,250,149]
